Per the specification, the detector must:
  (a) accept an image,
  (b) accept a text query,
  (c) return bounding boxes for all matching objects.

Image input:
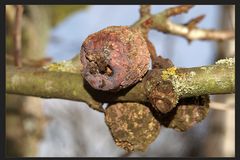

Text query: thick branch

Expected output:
[6,58,235,111]
[6,65,103,112]
[132,5,234,41]
[156,58,235,98]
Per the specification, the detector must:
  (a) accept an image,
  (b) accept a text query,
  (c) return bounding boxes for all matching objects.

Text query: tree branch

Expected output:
[6,58,235,111]
[6,65,104,112]
[140,5,151,18]
[13,5,24,67]
[132,5,234,41]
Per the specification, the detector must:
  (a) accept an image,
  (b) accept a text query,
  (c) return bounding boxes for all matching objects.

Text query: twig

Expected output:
[138,5,158,63]
[209,102,234,111]
[132,5,234,41]
[162,21,234,41]
[13,5,24,67]
[184,15,205,30]
[140,5,151,17]
[165,5,193,17]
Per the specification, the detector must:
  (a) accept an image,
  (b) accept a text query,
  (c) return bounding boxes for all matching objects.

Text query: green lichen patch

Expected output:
[171,63,235,97]
[104,102,160,152]
[171,71,199,98]
[215,57,235,66]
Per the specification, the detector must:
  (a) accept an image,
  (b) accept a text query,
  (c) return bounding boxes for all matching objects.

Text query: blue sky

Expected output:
[45,5,222,67]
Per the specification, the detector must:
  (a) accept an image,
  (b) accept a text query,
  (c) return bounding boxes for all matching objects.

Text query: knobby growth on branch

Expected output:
[6,5,235,152]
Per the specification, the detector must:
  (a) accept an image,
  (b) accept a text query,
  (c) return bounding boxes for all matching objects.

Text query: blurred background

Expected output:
[5,5,235,157]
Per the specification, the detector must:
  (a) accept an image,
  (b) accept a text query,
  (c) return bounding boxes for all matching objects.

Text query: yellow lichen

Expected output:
[43,60,79,73]
[161,67,177,80]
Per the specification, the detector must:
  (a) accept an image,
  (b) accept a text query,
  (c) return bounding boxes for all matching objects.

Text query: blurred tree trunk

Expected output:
[203,5,235,157]
[6,5,88,157]
[6,5,50,157]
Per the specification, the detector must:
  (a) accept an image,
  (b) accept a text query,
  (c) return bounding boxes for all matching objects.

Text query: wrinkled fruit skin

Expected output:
[161,95,210,132]
[105,102,160,152]
[80,26,150,91]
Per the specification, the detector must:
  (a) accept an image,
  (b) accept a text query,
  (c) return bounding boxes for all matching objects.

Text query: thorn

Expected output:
[165,5,194,17]
[184,15,205,44]
[185,14,205,30]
